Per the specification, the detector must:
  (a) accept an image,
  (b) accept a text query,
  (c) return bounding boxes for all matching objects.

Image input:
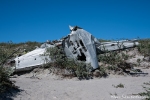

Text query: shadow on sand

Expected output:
[0,87,22,100]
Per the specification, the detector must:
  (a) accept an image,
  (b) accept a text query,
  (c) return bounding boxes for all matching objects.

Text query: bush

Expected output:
[0,66,16,93]
[44,47,92,79]
[98,51,122,65]
[138,82,150,100]
[115,83,124,88]
[0,41,41,59]
[138,39,150,57]
[0,41,41,96]
[0,44,18,93]
[97,48,133,75]
[99,66,107,77]
[113,83,124,88]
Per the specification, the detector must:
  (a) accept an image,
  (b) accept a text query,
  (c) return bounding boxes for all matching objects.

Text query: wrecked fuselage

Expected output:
[13,44,54,72]
[12,26,139,72]
[62,26,99,69]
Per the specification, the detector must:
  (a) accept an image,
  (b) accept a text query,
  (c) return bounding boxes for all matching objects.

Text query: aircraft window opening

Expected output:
[74,47,76,50]
[77,49,86,61]
[72,50,77,54]
[79,40,87,52]
[83,47,87,52]
[70,41,74,45]
[111,44,115,46]
[79,40,84,47]
[75,40,79,47]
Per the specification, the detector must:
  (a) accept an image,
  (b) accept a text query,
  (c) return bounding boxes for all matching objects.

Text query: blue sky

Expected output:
[0,0,150,43]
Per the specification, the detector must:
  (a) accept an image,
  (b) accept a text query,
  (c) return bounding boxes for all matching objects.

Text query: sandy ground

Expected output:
[9,67,150,100]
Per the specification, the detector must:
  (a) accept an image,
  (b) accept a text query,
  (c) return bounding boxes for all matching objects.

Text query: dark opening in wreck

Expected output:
[77,49,86,61]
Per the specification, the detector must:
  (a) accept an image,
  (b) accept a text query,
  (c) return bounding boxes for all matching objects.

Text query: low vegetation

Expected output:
[43,47,92,79]
[138,82,150,100]
[0,48,16,93]
[0,41,41,58]
[0,66,16,93]
[97,39,150,76]
[0,38,150,82]
[115,83,124,88]
[97,50,131,75]
[0,41,41,93]
[138,39,150,57]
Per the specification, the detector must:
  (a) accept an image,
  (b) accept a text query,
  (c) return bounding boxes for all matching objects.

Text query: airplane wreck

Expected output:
[11,26,139,72]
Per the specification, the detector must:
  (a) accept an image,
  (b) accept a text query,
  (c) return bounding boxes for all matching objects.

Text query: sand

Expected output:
[10,68,150,100]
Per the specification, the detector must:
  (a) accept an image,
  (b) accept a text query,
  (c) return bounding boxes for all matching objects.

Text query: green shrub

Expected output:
[45,47,72,69]
[138,82,150,100]
[115,83,124,88]
[97,49,132,75]
[137,58,141,66]
[99,66,107,77]
[0,49,16,93]
[98,51,123,65]
[98,51,128,68]
[107,65,118,70]
[0,66,16,93]
[0,41,41,59]
[44,47,92,79]
[138,39,150,57]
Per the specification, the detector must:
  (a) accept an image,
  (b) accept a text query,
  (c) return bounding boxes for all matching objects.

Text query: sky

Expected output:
[0,0,150,43]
